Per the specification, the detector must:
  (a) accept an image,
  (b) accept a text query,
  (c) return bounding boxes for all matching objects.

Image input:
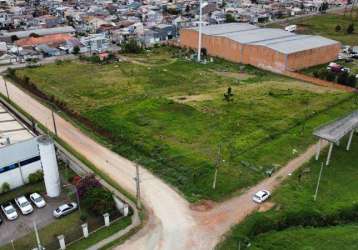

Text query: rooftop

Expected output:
[313,110,358,144]
[188,23,339,55]
[0,104,34,147]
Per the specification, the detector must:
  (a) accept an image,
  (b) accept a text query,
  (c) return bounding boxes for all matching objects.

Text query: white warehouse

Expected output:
[0,104,60,196]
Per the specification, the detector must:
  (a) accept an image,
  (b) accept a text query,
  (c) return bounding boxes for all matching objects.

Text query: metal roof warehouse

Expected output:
[180,23,340,72]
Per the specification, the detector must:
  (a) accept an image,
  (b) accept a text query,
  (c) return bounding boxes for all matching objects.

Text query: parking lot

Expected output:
[0,193,71,246]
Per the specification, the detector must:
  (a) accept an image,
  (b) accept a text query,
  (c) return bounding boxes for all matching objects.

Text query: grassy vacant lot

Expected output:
[269,13,358,45]
[14,47,357,201]
[217,137,358,250]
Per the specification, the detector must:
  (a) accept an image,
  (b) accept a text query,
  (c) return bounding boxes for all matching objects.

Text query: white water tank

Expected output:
[37,135,61,197]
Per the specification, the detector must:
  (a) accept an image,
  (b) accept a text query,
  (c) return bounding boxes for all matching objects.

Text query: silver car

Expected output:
[53,202,78,218]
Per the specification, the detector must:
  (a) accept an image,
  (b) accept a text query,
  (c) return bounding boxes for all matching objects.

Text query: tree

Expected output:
[73,45,80,55]
[121,39,143,54]
[335,25,342,32]
[225,13,236,23]
[224,87,234,102]
[347,23,354,34]
[185,5,190,13]
[11,35,19,42]
[82,187,115,215]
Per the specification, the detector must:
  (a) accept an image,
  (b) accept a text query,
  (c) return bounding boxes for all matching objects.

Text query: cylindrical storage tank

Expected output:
[37,135,61,197]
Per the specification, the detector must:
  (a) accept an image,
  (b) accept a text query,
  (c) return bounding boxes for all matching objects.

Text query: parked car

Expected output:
[1,203,18,220]
[53,202,78,218]
[252,190,271,203]
[29,193,46,208]
[15,196,34,215]
[285,25,297,32]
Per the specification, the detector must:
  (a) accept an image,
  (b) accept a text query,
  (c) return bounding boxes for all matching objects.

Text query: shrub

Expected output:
[337,72,349,85]
[335,25,341,32]
[317,69,327,80]
[28,170,44,183]
[1,182,10,193]
[325,71,336,82]
[346,75,357,88]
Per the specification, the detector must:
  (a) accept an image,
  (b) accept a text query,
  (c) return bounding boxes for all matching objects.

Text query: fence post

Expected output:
[82,223,89,238]
[123,204,129,216]
[103,213,110,227]
[57,235,66,250]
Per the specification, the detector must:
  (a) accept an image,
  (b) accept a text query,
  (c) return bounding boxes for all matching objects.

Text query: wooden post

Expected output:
[326,142,334,166]
[347,129,354,151]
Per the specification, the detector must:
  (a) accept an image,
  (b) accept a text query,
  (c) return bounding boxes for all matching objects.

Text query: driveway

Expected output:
[0,193,69,246]
[0,77,327,250]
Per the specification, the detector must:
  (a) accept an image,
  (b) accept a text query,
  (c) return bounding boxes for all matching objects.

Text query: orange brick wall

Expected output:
[286,43,340,71]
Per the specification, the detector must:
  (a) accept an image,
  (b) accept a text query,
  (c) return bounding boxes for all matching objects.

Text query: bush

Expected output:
[325,71,336,82]
[335,25,341,32]
[346,75,357,88]
[1,182,10,193]
[28,170,44,183]
[337,72,349,85]
[347,23,354,34]
[74,174,101,198]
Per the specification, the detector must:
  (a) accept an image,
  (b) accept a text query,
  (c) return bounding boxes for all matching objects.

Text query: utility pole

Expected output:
[4,79,9,100]
[314,162,324,201]
[135,162,141,209]
[197,0,203,62]
[212,144,222,190]
[33,221,42,250]
[51,109,57,136]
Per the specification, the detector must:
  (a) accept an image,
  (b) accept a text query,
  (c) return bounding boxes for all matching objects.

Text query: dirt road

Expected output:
[0,77,326,250]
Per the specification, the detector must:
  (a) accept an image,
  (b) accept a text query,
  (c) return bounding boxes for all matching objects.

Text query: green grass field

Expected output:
[14,48,357,201]
[269,13,358,45]
[217,137,358,250]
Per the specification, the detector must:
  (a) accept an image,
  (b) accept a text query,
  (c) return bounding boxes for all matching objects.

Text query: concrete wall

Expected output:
[180,29,339,72]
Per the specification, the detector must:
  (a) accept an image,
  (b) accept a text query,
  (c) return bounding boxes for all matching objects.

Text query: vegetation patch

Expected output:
[217,138,358,249]
[11,47,358,202]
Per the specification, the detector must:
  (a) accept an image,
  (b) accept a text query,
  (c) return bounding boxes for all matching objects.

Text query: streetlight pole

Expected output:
[212,144,222,190]
[197,0,203,62]
[135,162,141,209]
[4,79,10,100]
[51,109,58,136]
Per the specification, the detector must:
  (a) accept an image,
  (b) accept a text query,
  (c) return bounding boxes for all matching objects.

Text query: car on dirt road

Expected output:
[1,203,18,220]
[15,196,34,215]
[29,193,46,208]
[53,202,78,218]
[252,190,271,203]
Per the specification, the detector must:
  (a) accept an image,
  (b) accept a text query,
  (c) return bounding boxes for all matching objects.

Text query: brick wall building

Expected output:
[180,23,340,73]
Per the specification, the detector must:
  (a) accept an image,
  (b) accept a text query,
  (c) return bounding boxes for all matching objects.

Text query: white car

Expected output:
[53,202,78,218]
[15,196,34,215]
[252,190,271,203]
[1,203,18,220]
[29,193,46,208]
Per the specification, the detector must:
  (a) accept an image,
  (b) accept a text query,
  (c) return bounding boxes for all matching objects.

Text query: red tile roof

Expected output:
[16,34,74,47]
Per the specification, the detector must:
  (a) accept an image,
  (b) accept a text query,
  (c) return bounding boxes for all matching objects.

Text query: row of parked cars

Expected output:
[1,193,46,222]
[0,193,78,223]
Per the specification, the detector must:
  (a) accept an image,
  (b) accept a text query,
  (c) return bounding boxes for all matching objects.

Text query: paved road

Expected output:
[0,77,326,250]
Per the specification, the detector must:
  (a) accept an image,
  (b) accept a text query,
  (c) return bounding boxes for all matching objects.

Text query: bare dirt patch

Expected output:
[190,200,216,212]
[170,94,214,104]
